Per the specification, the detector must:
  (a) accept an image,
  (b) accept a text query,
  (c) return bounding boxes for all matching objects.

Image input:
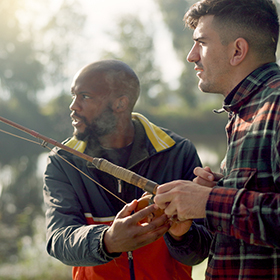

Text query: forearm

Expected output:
[44,170,121,265]
[46,221,120,266]
[207,187,280,248]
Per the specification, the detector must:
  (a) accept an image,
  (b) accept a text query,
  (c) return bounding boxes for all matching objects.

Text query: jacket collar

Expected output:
[64,112,175,153]
[132,113,175,152]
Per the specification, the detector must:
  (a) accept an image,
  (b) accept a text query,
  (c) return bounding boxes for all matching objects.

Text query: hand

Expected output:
[135,194,191,240]
[193,166,223,187]
[154,180,212,221]
[104,200,170,253]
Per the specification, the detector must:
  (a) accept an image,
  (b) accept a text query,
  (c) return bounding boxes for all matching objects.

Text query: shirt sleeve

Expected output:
[164,220,213,266]
[206,187,280,248]
[43,152,121,266]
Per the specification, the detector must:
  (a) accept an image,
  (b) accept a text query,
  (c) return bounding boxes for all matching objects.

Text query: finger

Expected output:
[204,166,212,173]
[141,192,150,197]
[156,180,182,195]
[212,172,224,181]
[193,176,216,187]
[132,204,160,223]
[193,166,215,181]
[132,222,170,249]
[163,201,178,218]
[154,192,173,210]
[139,214,170,236]
[116,199,137,219]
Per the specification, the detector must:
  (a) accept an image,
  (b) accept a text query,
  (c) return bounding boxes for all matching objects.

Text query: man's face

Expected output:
[69,70,117,141]
[187,15,232,96]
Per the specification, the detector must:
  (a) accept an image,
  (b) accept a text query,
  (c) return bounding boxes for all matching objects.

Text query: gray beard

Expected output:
[74,107,117,141]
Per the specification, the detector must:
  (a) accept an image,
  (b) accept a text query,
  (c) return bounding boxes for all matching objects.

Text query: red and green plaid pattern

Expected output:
[205,63,280,279]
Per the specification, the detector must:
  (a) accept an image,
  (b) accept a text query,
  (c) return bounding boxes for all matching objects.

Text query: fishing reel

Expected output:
[135,193,164,223]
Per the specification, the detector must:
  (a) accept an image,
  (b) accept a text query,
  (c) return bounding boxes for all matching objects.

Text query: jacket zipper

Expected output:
[117,179,122,193]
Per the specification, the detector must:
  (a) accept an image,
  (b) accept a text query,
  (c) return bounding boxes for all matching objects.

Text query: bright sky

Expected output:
[77,0,183,88]
[14,0,185,102]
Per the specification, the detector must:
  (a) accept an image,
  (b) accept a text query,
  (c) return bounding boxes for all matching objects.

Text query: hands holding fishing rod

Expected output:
[153,166,223,239]
[104,166,223,253]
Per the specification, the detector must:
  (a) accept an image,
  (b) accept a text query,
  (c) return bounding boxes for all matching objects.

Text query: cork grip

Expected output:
[92,158,158,194]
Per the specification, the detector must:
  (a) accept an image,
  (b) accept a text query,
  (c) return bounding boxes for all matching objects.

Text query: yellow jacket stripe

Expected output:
[65,112,175,153]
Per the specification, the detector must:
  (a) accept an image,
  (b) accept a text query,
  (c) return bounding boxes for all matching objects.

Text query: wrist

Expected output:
[99,228,121,259]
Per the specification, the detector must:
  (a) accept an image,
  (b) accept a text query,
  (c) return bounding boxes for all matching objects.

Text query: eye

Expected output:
[82,94,90,99]
[194,38,206,46]
[198,40,206,46]
[71,92,92,101]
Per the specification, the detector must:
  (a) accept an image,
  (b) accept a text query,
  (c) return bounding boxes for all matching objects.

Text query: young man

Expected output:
[154,0,280,279]
[43,60,210,279]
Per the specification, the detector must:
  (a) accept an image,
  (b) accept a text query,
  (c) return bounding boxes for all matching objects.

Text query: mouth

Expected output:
[194,65,204,78]
[194,64,203,71]
[70,113,84,127]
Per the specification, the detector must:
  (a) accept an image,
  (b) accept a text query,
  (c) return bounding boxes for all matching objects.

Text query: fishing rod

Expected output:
[0,115,158,195]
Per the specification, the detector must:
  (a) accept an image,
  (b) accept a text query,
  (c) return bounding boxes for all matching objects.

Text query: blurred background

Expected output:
[1,0,279,279]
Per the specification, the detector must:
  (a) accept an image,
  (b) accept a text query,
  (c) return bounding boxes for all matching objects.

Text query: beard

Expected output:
[73,106,117,141]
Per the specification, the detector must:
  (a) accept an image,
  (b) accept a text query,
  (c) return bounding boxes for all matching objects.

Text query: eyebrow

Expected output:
[71,90,90,95]
[193,36,207,41]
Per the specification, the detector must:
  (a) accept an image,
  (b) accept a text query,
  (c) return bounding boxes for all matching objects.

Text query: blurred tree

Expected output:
[155,0,200,107]
[42,91,73,142]
[37,0,86,89]
[0,0,86,265]
[102,15,170,111]
[0,1,44,100]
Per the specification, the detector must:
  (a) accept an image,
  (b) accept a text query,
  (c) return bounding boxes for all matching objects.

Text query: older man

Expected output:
[43,60,209,280]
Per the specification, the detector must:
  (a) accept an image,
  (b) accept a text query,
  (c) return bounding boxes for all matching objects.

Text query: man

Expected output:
[43,59,209,280]
[154,0,280,279]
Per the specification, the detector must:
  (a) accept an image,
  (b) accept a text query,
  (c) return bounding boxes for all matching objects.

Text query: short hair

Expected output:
[184,0,279,60]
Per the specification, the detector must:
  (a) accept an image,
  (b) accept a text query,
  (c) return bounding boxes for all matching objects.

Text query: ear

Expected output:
[113,96,129,112]
[230,38,249,66]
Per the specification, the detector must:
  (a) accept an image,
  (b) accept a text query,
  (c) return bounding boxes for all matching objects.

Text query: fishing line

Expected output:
[0,126,127,205]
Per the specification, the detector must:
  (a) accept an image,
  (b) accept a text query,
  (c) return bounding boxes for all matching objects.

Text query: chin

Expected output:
[73,130,87,141]
[198,82,213,93]
[198,83,207,93]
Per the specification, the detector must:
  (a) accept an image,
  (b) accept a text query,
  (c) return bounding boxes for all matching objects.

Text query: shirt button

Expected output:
[217,225,222,231]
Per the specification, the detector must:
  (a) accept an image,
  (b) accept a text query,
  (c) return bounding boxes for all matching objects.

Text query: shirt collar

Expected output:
[222,63,279,113]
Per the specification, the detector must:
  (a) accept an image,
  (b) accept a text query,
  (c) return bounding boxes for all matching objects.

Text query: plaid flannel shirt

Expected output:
[205,63,280,279]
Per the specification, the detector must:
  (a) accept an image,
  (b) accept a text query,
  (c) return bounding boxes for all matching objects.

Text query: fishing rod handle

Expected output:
[92,158,158,194]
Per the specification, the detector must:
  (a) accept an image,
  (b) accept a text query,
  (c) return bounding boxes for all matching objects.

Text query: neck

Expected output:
[98,119,135,149]
[224,60,273,97]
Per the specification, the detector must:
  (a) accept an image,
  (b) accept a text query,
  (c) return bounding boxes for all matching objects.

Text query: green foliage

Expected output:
[4,0,280,277]
[156,0,195,58]
[102,15,170,109]
[0,0,86,272]
[0,216,72,280]
[42,92,73,142]
[38,0,86,85]
[0,1,227,275]
[155,0,200,107]
[0,0,44,98]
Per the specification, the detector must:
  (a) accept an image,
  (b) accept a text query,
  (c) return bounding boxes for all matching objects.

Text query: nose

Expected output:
[69,95,80,112]
[187,42,199,63]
